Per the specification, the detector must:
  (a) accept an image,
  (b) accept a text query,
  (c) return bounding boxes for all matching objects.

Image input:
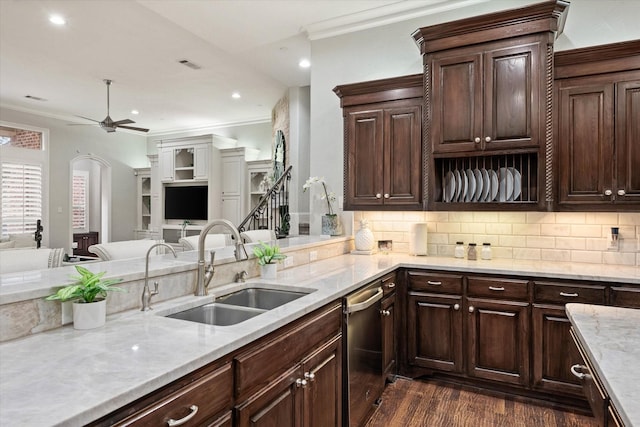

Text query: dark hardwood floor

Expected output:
[365,379,598,427]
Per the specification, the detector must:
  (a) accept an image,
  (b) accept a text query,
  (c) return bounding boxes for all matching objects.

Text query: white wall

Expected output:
[0,107,148,251]
[308,0,640,234]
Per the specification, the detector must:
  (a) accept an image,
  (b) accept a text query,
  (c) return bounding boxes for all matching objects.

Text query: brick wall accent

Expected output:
[11,130,42,149]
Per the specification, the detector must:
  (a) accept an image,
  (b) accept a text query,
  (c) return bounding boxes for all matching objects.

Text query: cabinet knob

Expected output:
[570,364,588,380]
[296,378,308,388]
[385,282,396,289]
[384,193,390,199]
[167,405,199,426]
[604,189,613,196]
[474,137,481,144]
[618,189,626,196]
[453,304,460,311]
[381,309,391,316]
[485,136,492,143]
[304,372,315,381]
[376,193,382,199]
[469,306,475,313]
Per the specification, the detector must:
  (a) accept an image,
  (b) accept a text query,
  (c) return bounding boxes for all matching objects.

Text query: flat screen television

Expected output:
[164,185,208,220]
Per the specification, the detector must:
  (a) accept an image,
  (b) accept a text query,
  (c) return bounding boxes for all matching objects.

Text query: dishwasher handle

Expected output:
[346,287,384,314]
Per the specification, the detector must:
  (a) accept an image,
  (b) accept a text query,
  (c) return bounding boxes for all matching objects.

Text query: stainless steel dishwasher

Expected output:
[344,282,384,427]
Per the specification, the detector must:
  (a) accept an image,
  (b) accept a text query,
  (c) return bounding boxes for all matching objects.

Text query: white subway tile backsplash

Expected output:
[541,223,571,237]
[526,212,556,224]
[449,212,474,222]
[571,251,602,264]
[602,251,637,266]
[499,212,527,224]
[556,237,586,250]
[500,235,527,248]
[513,223,541,236]
[570,224,602,238]
[526,236,555,249]
[473,212,499,222]
[461,222,486,234]
[556,212,586,224]
[541,249,571,262]
[618,212,640,225]
[437,222,461,233]
[513,248,541,260]
[586,212,618,225]
[486,223,513,235]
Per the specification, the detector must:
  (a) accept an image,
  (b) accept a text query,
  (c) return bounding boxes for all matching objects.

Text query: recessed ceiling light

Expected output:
[232,92,241,99]
[131,110,139,115]
[49,14,66,26]
[299,59,311,68]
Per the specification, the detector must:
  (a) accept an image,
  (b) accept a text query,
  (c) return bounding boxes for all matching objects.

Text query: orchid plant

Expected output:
[303,176,337,216]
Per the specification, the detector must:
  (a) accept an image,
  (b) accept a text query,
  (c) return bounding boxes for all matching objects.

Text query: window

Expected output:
[72,171,89,232]
[1,162,42,237]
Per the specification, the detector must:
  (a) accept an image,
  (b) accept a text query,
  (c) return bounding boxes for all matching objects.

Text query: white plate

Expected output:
[444,171,455,202]
[489,170,499,201]
[460,170,468,202]
[509,167,522,201]
[481,169,490,202]
[498,167,514,202]
[454,170,462,202]
[473,168,483,202]
[465,169,475,202]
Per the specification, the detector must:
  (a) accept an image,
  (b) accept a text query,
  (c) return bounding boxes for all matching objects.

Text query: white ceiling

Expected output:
[0,0,485,135]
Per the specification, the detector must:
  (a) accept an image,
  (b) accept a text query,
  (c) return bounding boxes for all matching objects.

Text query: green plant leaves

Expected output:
[45,265,125,303]
[252,241,286,266]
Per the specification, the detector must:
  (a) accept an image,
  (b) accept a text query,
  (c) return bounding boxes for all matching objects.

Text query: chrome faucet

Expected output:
[195,219,248,296]
[141,243,177,311]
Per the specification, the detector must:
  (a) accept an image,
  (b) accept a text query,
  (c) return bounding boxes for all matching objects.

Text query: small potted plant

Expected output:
[252,241,287,279]
[303,176,341,235]
[45,265,125,330]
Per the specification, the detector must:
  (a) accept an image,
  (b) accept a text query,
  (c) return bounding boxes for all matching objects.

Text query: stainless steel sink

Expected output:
[165,287,313,326]
[166,303,263,326]
[215,288,309,310]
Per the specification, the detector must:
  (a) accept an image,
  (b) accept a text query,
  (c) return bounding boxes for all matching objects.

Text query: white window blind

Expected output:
[1,162,42,237]
[72,172,88,230]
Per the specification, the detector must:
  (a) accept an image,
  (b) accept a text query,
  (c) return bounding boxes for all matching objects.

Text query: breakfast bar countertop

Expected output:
[566,303,640,427]
[0,248,638,426]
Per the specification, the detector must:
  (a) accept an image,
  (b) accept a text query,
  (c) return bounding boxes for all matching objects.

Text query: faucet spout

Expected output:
[142,243,177,311]
[195,219,247,296]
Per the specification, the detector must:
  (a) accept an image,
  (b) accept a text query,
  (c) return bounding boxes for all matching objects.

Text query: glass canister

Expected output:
[454,241,465,258]
[467,243,477,260]
[481,243,492,260]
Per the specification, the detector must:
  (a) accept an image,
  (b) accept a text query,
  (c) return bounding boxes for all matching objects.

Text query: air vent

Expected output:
[178,59,201,70]
[25,95,47,101]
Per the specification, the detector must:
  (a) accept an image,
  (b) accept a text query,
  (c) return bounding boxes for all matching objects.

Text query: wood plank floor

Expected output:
[365,379,598,427]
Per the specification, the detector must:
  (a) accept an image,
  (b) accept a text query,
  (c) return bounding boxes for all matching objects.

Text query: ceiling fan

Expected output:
[75,79,149,133]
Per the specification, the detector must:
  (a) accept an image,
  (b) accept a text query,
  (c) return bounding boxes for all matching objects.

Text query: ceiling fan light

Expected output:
[131,110,139,115]
[49,14,66,26]
[232,92,241,99]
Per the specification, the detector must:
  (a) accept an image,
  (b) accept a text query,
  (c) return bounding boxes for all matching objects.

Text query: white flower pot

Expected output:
[260,263,278,280]
[72,299,106,330]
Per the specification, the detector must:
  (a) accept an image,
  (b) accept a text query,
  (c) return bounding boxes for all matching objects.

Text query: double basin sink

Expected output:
[166,287,313,326]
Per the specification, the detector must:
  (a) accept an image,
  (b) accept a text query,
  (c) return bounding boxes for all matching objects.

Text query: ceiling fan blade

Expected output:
[117,125,149,133]
[76,115,101,123]
[112,119,135,126]
[67,123,99,126]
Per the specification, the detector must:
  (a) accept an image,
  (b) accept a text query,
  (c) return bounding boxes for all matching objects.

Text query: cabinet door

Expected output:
[301,335,342,427]
[235,366,302,427]
[483,40,542,151]
[160,148,175,182]
[615,79,640,205]
[557,79,615,205]
[381,294,396,379]
[531,305,583,396]
[466,298,530,386]
[221,195,241,227]
[222,156,244,195]
[430,52,483,154]
[407,292,463,373]
[383,103,422,208]
[345,109,384,208]
[194,145,209,181]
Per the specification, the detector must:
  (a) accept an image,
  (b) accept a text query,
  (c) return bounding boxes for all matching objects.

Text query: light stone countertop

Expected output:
[566,304,640,427]
[0,250,638,426]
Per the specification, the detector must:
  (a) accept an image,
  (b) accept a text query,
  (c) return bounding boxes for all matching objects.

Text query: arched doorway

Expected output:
[69,155,112,252]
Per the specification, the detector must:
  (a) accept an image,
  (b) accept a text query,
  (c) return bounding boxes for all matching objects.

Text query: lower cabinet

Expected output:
[381,292,397,380]
[73,231,99,256]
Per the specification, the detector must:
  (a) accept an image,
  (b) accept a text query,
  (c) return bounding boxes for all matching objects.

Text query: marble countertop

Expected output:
[566,304,640,427]
[1,248,638,426]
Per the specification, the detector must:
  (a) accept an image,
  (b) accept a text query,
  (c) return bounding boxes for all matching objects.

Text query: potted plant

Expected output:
[252,241,287,279]
[303,176,342,235]
[45,265,124,330]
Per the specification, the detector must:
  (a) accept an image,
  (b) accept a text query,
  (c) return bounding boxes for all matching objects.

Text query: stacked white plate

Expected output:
[442,167,522,203]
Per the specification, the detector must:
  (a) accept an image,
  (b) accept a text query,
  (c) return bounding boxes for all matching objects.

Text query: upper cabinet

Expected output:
[159,143,209,183]
[334,75,423,211]
[554,40,640,210]
[413,1,569,211]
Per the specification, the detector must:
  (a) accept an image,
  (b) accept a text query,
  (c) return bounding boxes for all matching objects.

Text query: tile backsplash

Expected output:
[354,211,640,266]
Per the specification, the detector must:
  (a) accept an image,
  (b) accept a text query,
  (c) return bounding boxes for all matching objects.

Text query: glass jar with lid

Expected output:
[481,243,492,260]
[467,243,477,260]
[454,241,465,258]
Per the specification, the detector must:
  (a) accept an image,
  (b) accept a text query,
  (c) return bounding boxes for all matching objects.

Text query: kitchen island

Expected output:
[566,304,640,427]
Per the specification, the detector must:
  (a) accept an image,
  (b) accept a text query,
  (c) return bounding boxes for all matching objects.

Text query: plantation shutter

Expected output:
[72,172,88,231]
[1,162,43,237]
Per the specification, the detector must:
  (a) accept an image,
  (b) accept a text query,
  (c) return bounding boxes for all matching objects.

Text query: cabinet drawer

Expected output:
[407,271,463,294]
[381,272,397,296]
[234,303,341,401]
[467,277,529,301]
[116,362,233,426]
[534,282,606,305]
[611,286,640,308]
[571,329,608,425]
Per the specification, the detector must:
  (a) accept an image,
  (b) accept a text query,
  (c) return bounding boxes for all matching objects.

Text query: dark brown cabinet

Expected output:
[334,75,423,211]
[381,292,397,380]
[555,40,640,210]
[73,231,99,256]
[430,37,545,154]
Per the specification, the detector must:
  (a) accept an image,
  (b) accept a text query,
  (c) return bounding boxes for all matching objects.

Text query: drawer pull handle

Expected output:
[427,281,442,286]
[489,286,505,291]
[380,309,391,316]
[570,364,588,380]
[560,292,579,297]
[167,405,199,426]
[385,282,396,289]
